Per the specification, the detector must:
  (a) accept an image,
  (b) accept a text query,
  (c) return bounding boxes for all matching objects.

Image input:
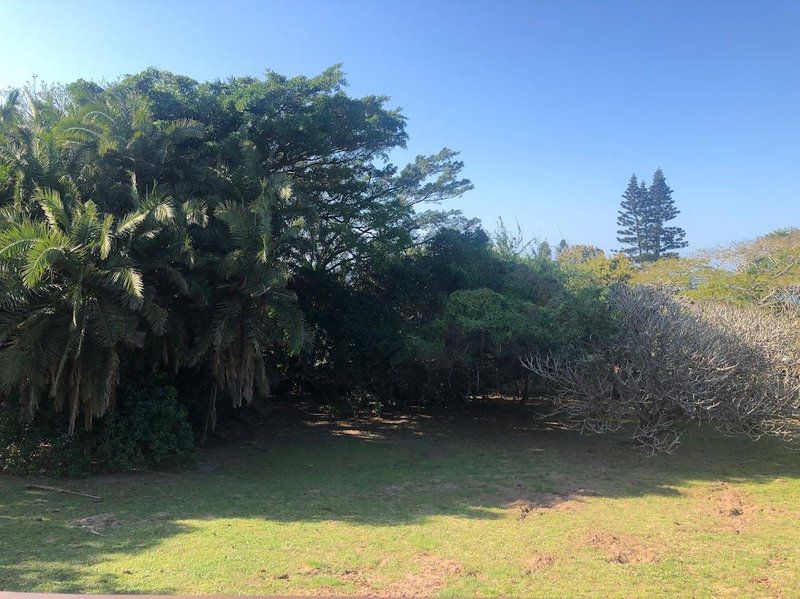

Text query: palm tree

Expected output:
[0,80,308,435]
[0,89,65,208]
[184,177,305,435]
[0,186,172,433]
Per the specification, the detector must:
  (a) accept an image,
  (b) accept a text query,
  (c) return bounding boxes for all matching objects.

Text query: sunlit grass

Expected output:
[1,407,798,597]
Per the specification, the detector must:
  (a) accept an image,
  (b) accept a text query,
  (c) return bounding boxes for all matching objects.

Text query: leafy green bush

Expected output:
[0,407,94,477]
[0,382,194,477]
[92,383,195,472]
[378,229,612,409]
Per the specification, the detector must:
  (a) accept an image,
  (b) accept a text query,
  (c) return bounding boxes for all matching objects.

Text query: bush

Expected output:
[524,285,800,453]
[0,382,194,476]
[92,383,195,472]
[0,408,94,477]
[632,229,800,310]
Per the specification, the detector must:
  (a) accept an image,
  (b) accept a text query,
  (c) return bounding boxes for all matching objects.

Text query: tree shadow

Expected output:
[1,399,798,593]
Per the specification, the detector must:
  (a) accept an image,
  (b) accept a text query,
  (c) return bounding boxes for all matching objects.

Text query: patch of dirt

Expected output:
[499,480,597,519]
[586,531,661,564]
[71,512,120,535]
[524,553,556,574]
[710,483,748,517]
[691,481,756,532]
[375,554,463,597]
[331,427,384,440]
[755,576,786,598]
[768,556,787,567]
[300,553,466,597]
[376,481,458,497]
[295,565,323,576]
[298,554,463,597]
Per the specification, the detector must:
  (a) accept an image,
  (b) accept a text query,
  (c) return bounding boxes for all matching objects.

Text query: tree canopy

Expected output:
[0,67,475,433]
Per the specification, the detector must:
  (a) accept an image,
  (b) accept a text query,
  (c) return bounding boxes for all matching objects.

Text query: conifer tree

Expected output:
[648,168,687,258]
[616,170,687,262]
[616,174,650,261]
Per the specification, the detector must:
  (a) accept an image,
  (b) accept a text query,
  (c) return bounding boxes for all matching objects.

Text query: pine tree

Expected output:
[648,168,687,259]
[616,170,688,262]
[616,174,651,262]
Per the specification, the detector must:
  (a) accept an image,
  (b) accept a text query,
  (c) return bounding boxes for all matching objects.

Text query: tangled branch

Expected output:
[522,285,800,453]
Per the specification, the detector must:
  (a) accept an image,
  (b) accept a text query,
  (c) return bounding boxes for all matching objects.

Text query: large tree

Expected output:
[616,170,687,262]
[616,174,650,261]
[0,66,473,431]
[648,168,687,259]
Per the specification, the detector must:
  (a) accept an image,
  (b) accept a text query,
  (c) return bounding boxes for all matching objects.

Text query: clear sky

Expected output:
[1,0,798,252]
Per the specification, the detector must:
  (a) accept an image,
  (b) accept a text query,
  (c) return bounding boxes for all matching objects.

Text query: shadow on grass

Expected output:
[1,398,798,593]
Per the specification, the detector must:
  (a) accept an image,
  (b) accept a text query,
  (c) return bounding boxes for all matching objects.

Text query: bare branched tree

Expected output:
[522,285,800,453]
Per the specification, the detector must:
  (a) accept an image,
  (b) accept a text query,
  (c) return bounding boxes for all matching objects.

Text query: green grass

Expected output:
[1,403,799,597]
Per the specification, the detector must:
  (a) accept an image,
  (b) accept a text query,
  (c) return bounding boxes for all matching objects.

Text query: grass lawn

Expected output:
[1,401,798,597]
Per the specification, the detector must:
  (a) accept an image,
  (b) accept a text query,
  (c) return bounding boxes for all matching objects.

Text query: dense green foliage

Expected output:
[386,227,608,407]
[291,221,612,412]
[0,67,613,471]
[0,380,193,476]
[0,67,795,467]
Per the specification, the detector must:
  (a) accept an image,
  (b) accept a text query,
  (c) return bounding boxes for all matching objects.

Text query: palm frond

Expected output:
[33,187,68,231]
[116,209,148,236]
[85,301,136,346]
[22,231,68,288]
[162,118,206,141]
[0,220,48,260]
[141,294,169,335]
[182,199,208,227]
[99,214,113,259]
[96,265,144,306]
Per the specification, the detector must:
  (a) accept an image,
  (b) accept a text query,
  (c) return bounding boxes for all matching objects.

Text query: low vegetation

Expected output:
[525,285,800,452]
[0,406,798,597]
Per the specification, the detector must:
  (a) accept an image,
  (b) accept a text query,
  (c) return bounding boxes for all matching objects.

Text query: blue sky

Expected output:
[1,0,798,252]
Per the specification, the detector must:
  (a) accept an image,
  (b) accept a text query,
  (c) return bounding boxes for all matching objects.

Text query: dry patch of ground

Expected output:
[499,479,597,520]
[330,427,385,441]
[687,480,758,532]
[70,512,121,535]
[586,531,662,564]
[367,554,463,597]
[283,554,464,597]
[755,575,787,599]
[706,481,750,517]
[523,552,556,574]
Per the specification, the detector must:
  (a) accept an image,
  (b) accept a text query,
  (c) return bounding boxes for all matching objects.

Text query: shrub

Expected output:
[632,229,800,310]
[0,381,194,476]
[0,406,94,477]
[92,382,195,472]
[523,285,800,452]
